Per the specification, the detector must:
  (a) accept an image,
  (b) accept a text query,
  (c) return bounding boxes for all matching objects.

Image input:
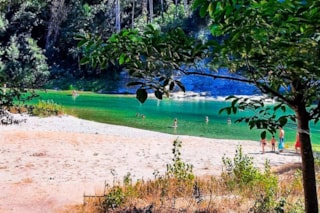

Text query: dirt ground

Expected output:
[0,116,302,213]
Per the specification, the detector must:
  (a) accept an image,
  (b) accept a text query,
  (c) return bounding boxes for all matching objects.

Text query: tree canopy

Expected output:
[0,0,199,107]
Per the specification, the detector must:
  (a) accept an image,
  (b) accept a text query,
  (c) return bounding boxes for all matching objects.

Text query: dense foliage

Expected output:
[0,0,203,108]
[0,0,201,82]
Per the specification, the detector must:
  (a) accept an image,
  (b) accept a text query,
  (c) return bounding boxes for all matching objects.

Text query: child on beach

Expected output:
[270,135,276,152]
[260,137,266,154]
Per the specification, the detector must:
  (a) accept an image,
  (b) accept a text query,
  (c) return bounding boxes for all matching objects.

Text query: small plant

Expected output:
[166,138,194,181]
[29,100,64,117]
[222,145,259,188]
[102,186,125,210]
[223,146,279,212]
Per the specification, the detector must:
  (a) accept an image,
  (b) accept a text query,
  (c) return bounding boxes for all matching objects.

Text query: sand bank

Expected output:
[0,115,301,212]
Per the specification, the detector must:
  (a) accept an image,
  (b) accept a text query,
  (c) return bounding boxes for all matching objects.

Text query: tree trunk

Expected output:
[131,0,135,28]
[142,0,147,23]
[46,0,67,52]
[184,0,188,16]
[297,107,318,213]
[174,0,178,19]
[115,0,121,33]
[160,0,164,15]
[149,0,153,23]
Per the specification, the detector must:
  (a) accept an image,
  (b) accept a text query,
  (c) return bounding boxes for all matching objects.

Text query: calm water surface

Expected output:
[30,91,320,144]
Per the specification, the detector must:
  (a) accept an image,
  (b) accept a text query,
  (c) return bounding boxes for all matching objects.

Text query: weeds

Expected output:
[166,138,194,181]
[28,100,64,116]
[102,186,125,209]
[76,143,310,213]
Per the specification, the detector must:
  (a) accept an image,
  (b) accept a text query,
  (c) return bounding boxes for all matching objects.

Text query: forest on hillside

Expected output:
[0,0,207,91]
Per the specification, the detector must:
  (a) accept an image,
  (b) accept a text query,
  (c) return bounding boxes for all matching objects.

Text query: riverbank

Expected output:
[0,115,302,212]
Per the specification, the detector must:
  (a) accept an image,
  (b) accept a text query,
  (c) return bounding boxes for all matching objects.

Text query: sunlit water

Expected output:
[30,91,320,145]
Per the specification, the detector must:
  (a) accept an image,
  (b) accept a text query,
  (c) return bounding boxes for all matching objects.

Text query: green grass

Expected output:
[25,90,320,146]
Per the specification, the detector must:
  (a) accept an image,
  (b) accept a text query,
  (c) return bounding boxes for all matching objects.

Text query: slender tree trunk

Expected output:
[160,0,164,21]
[142,0,147,23]
[184,0,188,16]
[149,0,153,23]
[46,0,67,51]
[174,0,178,19]
[131,0,135,28]
[115,0,121,33]
[297,106,318,213]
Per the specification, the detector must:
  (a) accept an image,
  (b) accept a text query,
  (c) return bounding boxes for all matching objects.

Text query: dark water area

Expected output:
[179,68,259,97]
[106,69,259,98]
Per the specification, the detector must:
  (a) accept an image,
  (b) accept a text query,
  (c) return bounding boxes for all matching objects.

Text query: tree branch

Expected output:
[177,67,254,84]
[177,66,297,106]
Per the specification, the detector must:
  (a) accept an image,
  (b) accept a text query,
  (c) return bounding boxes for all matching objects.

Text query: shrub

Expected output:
[222,145,260,190]
[29,100,64,117]
[102,186,125,210]
[166,138,194,181]
[223,146,280,212]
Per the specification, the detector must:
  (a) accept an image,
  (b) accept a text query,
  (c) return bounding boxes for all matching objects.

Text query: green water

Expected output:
[27,90,320,145]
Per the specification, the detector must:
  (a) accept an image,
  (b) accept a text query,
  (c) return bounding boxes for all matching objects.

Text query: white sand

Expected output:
[0,115,301,213]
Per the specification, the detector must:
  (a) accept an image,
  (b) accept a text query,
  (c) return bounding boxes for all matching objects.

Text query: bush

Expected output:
[29,100,64,117]
[102,186,125,210]
[166,139,194,181]
[222,145,260,189]
[223,146,280,212]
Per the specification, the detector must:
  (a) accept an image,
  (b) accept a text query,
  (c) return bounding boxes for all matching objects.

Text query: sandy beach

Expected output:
[0,115,301,213]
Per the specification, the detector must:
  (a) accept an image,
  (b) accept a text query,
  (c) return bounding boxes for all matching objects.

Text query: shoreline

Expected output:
[0,115,302,212]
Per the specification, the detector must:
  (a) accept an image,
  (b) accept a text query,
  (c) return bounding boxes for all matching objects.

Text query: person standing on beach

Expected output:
[278,126,285,152]
[260,137,266,154]
[270,135,276,152]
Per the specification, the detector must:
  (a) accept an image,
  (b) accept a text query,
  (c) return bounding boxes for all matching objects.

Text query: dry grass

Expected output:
[62,161,318,213]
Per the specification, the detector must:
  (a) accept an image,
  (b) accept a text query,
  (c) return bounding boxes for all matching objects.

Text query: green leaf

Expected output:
[74,34,86,41]
[77,39,88,48]
[136,88,148,104]
[260,131,266,139]
[279,116,288,127]
[219,107,226,114]
[226,95,236,100]
[273,103,282,111]
[163,79,170,86]
[232,106,237,114]
[200,5,208,17]
[119,53,125,65]
[175,80,186,92]
[80,57,90,65]
[249,120,255,129]
[169,81,175,90]
[208,2,215,16]
[154,90,163,100]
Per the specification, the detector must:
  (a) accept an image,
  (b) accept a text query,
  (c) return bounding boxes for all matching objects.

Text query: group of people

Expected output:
[136,113,145,119]
[260,126,301,154]
[172,116,229,128]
